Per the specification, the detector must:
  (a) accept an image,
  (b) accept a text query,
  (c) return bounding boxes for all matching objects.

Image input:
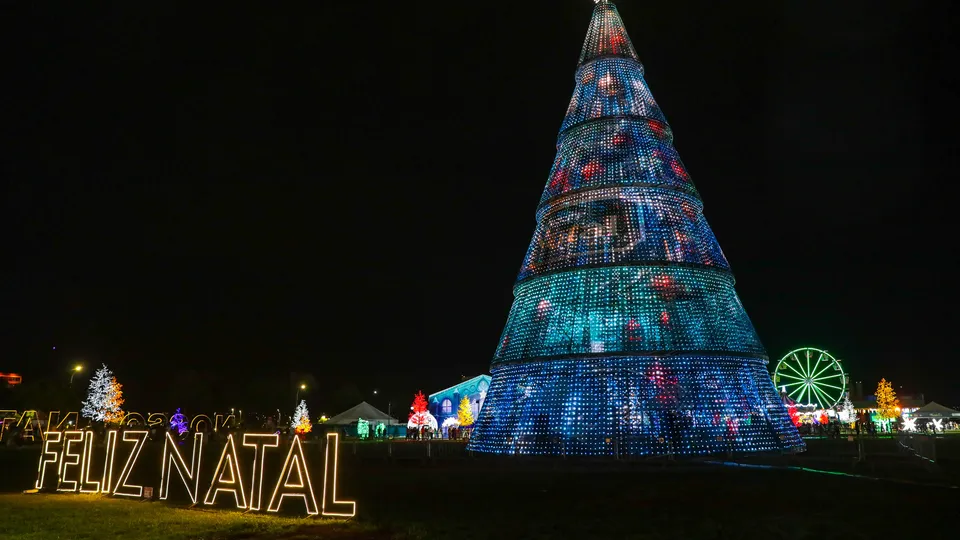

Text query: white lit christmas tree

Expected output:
[291,399,312,436]
[837,395,856,424]
[81,363,124,424]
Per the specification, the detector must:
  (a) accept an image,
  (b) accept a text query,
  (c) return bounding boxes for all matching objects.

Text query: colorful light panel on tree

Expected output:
[468,0,802,456]
[521,188,727,281]
[496,266,764,361]
[542,118,693,205]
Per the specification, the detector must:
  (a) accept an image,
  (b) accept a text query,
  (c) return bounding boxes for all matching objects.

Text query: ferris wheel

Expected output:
[773,347,846,409]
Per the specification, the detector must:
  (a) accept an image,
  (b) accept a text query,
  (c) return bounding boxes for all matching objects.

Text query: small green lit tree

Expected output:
[356,418,370,440]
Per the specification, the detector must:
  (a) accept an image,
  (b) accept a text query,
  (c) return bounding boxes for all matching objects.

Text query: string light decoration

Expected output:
[112,431,148,497]
[457,397,475,428]
[787,404,802,428]
[356,418,370,440]
[267,435,319,515]
[522,188,726,282]
[837,395,856,424]
[122,412,145,427]
[321,433,356,518]
[292,400,312,436]
[57,431,84,492]
[203,434,248,509]
[407,391,438,431]
[160,432,205,504]
[468,1,803,456]
[28,430,356,517]
[875,378,901,421]
[101,430,118,494]
[78,431,102,494]
[190,414,213,432]
[35,431,62,490]
[242,433,279,512]
[45,411,79,433]
[80,364,124,425]
[170,408,188,435]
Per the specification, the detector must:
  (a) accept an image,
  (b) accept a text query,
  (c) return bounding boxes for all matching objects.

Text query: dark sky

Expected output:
[3,1,958,414]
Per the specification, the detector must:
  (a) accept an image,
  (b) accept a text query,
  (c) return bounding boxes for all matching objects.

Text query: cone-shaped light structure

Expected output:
[468,1,803,456]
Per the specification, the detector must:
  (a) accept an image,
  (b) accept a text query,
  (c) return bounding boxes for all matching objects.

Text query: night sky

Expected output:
[3,1,958,415]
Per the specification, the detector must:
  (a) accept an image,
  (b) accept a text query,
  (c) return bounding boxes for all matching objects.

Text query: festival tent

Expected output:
[911,402,960,419]
[325,401,399,425]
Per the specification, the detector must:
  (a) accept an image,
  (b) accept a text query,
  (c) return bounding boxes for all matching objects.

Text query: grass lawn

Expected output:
[0,493,382,540]
[3,450,960,539]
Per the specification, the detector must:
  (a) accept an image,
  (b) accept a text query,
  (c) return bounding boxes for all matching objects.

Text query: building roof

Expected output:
[911,402,960,419]
[325,401,399,425]
[428,374,491,401]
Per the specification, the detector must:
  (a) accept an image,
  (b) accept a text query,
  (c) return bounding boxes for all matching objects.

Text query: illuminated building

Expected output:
[428,374,490,433]
[468,1,803,456]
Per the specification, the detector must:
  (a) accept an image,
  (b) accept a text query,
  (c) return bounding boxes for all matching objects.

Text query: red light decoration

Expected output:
[670,160,688,180]
[409,391,428,416]
[0,373,23,386]
[582,161,601,179]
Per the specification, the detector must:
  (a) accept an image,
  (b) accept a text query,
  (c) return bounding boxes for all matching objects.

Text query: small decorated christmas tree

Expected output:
[407,391,437,432]
[170,408,188,435]
[457,397,475,427]
[837,395,856,424]
[409,391,427,416]
[291,400,312,436]
[81,364,125,424]
[875,378,900,420]
[356,418,370,440]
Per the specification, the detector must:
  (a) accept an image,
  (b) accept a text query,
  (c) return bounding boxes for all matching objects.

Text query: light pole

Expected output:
[68,364,83,387]
[295,383,306,406]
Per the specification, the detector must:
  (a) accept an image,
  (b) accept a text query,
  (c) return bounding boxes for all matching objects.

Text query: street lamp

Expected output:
[295,383,306,405]
[69,364,83,386]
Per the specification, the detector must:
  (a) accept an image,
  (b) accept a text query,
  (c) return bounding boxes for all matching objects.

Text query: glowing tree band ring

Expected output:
[774,348,846,409]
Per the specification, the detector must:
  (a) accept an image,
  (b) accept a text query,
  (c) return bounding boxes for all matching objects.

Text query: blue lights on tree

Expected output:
[468,1,803,457]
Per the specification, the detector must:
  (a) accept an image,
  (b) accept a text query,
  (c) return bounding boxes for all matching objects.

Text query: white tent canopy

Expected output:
[325,401,399,425]
[911,402,960,419]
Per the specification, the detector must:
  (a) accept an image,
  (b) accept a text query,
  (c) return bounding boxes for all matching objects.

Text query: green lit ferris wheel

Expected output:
[773,347,847,409]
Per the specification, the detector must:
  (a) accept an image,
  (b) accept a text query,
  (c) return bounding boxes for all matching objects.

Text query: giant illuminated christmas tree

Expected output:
[468,1,803,456]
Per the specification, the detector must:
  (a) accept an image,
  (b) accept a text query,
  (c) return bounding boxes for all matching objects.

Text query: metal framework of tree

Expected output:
[468,0,803,456]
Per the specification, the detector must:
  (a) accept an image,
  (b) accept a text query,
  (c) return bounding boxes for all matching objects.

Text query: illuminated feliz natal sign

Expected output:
[35,431,356,517]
